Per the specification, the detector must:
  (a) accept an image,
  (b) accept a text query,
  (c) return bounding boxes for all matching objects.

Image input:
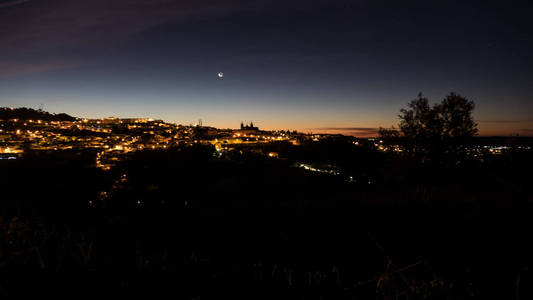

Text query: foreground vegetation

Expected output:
[0,139,532,298]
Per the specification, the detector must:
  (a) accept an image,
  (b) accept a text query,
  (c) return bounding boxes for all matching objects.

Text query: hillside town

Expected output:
[0,108,335,170]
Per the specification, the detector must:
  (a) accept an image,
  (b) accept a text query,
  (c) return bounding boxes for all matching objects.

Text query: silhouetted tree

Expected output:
[399,94,440,140]
[378,126,400,144]
[436,93,478,139]
[0,107,75,121]
[398,93,477,160]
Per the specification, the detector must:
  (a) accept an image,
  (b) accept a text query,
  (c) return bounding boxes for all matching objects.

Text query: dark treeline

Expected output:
[1,140,532,298]
[0,107,75,122]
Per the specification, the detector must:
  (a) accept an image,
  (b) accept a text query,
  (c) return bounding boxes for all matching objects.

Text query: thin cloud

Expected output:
[0,59,76,79]
[0,0,250,79]
[0,0,338,79]
[0,0,255,52]
[311,127,377,131]
[306,127,379,137]
[0,0,31,9]
[478,119,533,123]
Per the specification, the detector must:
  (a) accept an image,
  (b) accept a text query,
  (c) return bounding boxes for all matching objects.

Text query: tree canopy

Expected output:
[0,107,76,121]
[396,93,478,158]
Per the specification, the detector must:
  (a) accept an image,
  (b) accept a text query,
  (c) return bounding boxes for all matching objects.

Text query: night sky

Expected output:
[0,0,532,136]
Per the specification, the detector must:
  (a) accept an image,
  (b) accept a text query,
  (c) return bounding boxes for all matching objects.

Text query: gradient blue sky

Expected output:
[0,0,532,136]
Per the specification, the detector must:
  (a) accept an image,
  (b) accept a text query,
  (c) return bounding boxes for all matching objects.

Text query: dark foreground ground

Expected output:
[0,142,532,299]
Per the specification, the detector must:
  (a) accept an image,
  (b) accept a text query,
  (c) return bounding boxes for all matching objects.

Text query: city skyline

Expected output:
[1,0,532,136]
